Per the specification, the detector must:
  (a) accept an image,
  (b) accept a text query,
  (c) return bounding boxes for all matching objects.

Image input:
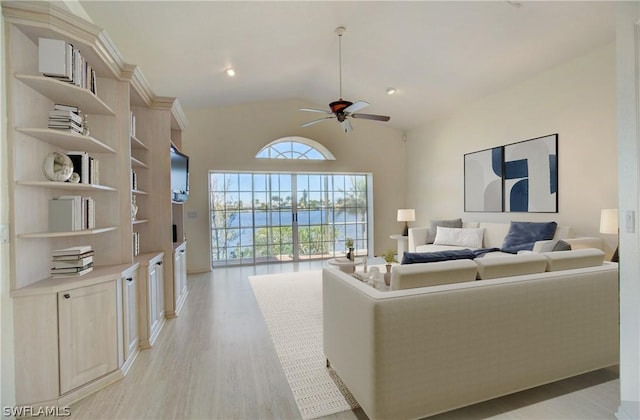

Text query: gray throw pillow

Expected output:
[540,239,572,252]
[427,218,462,243]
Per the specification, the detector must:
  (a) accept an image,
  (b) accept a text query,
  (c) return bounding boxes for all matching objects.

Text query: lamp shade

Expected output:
[600,208,619,234]
[397,209,415,222]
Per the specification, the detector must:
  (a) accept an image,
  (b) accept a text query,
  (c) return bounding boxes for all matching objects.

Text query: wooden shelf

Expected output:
[17,180,117,191]
[130,135,148,150]
[16,128,116,153]
[131,156,149,169]
[133,219,149,225]
[132,189,149,195]
[18,226,118,239]
[15,74,116,115]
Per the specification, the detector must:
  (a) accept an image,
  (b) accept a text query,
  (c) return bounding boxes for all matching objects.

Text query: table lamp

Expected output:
[397,209,415,236]
[600,208,619,262]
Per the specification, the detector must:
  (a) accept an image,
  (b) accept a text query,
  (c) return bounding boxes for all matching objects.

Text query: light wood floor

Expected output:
[64,261,620,420]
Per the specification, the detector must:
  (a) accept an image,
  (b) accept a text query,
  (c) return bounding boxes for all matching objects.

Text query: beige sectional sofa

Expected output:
[322,248,619,420]
[407,221,603,254]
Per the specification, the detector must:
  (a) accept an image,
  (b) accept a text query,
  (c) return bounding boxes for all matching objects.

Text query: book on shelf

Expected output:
[38,38,73,81]
[131,170,137,190]
[51,262,93,274]
[48,198,76,232]
[89,157,99,185]
[52,255,93,269]
[129,111,136,139]
[49,110,82,123]
[38,38,97,94]
[52,250,94,260]
[53,103,80,113]
[132,231,140,257]
[67,151,90,184]
[49,195,95,231]
[51,265,94,278]
[52,245,92,257]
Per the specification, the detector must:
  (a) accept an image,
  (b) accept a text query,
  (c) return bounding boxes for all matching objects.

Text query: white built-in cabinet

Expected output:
[3,1,187,408]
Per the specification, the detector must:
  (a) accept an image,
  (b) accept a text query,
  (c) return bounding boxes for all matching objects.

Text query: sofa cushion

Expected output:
[390,259,478,290]
[475,253,548,280]
[501,221,558,253]
[434,227,484,248]
[543,248,605,271]
[426,218,462,243]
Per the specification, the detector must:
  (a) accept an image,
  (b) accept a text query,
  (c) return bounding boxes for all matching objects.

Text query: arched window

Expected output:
[256,136,335,160]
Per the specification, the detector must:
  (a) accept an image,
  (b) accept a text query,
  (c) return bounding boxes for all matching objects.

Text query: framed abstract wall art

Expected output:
[464,134,558,213]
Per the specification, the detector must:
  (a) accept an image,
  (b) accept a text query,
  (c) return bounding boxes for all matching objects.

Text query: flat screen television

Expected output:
[170,146,189,203]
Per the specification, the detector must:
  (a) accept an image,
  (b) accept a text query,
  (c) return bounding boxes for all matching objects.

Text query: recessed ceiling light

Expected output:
[226,68,236,77]
[386,88,397,95]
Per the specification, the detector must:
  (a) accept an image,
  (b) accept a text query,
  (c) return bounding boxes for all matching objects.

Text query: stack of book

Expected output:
[49,104,83,134]
[51,246,94,277]
[38,38,97,94]
[49,195,95,232]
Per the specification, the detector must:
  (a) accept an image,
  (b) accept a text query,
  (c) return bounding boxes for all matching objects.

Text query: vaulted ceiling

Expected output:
[79,1,615,131]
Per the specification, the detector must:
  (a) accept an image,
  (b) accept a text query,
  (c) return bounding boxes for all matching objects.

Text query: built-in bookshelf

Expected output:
[3,1,188,408]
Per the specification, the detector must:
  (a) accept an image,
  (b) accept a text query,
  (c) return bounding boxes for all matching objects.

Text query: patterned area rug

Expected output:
[249,270,359,419]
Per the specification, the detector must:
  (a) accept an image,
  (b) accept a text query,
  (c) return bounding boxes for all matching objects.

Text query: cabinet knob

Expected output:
[126,277,133,282]
[63,293,71,299]
[156,261,163,266]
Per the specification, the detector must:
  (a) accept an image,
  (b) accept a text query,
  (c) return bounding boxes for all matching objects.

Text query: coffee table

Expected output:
[327,257,364,274]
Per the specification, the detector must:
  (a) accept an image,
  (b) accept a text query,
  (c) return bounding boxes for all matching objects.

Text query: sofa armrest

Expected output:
[408,227,429,252]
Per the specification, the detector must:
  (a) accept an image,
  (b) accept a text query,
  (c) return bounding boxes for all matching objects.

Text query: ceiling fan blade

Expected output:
[300,116,334,128]
[351,113,391,122]
[341,119,353,133]
[344,100,369,113]
[300,108,332,114]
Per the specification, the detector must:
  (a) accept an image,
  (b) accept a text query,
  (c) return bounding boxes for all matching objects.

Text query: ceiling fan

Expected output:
[300,26,391,133]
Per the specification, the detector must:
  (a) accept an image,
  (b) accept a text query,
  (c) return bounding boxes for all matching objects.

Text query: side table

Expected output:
[327,257,364,274]
[390,234,409,262]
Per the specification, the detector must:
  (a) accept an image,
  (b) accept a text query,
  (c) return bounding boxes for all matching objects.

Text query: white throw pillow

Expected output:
[433,227,485,248]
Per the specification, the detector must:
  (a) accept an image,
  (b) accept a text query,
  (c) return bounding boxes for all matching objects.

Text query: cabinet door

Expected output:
[148,262,160,337]
[123,272,138,361]
[58,281,118,394]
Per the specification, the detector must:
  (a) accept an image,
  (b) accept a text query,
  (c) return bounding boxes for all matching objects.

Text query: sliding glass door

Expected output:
[209,172,371,267]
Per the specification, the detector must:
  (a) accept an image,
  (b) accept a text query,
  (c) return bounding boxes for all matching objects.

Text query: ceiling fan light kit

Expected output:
[300,26,391,133]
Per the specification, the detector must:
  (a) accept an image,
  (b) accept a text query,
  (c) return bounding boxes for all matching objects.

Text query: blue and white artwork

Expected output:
[503,134,558,212]
[464,147,503,212]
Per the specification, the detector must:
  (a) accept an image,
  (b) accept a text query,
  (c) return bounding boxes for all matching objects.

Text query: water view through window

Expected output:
[210,172,371,266]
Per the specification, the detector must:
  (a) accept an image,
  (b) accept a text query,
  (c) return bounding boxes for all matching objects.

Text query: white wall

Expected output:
[615,3,640,418]
[182,98,405,272]
[406,43,618,257]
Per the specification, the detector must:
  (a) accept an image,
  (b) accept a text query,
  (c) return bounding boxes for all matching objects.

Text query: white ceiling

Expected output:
[78,1,615,131]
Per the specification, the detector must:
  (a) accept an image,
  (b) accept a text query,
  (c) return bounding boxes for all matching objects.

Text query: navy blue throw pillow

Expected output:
[501,221,558,254]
